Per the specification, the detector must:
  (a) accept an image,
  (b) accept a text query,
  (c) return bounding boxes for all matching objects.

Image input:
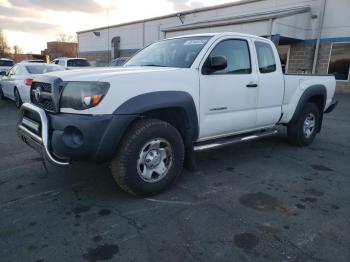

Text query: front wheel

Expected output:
[110,119,185,196]
[14,88,22,108]
[287,102,320,146]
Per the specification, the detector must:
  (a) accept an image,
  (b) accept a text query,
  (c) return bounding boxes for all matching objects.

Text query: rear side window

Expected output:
[207,39,251,75]
[67,59,90,67]
[255,41,276,73]
[0,60,14,66]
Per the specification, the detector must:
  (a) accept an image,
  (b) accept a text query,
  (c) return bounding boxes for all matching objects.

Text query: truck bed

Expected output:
[281,74,336,123]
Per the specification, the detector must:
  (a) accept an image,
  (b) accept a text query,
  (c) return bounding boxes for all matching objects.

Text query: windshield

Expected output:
[25,65,63,74]
[0,60,14,67]
[125,36,211,68]
[67,59,90,67]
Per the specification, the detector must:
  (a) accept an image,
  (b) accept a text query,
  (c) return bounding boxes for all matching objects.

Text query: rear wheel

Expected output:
[14,88,22,108]
[110,119,185,196]
[287,102,320,146]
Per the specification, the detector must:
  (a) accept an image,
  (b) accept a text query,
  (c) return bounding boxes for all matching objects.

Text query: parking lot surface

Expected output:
[0,96,349,262]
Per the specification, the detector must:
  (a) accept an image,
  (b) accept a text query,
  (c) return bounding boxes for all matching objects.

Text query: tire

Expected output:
[110,119,185,196]
[0,85,4,100]
[14,88,22,108]
[287,102,320,146]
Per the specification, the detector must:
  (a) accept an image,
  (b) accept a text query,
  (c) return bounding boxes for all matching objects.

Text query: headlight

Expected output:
[60,81,109,110]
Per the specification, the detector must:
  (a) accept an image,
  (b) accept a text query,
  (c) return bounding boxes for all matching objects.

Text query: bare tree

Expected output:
[57,33,77,43]
[13,45,22,56]
[0,29,10,57]
[42,34,78,59]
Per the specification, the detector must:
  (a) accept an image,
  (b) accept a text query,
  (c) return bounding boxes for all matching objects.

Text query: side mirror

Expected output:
[202,55,227,74]
[210,56,227,71]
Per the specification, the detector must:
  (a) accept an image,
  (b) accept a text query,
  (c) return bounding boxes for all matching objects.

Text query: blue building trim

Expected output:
[120,48,140,53]
[271,34,281,42]
[304,37,350,45]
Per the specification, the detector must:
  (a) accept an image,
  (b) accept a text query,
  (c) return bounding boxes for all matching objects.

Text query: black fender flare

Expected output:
[113,91,199,141]
[289,84,327,132]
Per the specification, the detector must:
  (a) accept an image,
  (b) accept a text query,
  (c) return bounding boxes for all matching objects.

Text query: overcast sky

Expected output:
[0,0,235,53]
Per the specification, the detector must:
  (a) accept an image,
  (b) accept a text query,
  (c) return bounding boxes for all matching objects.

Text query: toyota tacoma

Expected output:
[17,33,338,196]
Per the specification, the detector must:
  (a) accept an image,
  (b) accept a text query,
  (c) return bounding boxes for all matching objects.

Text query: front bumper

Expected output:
[17,103,135,166]
[18,103,70,166]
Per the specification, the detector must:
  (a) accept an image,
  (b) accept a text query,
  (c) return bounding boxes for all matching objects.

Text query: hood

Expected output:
[44,66,181,82]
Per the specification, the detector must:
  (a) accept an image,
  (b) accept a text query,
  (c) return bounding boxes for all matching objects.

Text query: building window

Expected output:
[328,43,350,81]
[277,45,290,74]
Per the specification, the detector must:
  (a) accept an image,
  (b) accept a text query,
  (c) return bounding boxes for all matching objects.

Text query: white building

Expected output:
[77,0,350,92]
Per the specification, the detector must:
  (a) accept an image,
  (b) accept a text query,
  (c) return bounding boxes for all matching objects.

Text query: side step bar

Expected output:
[194,128,278,152]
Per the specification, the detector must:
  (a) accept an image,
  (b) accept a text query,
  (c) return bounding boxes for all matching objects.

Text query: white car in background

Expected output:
[0,58,14,74]
[51,57,91,70]
[0,63,64,108]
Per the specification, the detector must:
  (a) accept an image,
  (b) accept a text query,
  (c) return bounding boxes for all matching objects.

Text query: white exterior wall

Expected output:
[78,23,144,52]
[321,0,350,38]
[78,0,350,53]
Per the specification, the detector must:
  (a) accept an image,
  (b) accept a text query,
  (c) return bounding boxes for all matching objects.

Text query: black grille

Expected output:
[31,82,56,112]
[38,82,51,92]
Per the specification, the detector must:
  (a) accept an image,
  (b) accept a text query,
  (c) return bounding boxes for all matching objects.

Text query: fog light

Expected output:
[62,126,83,148]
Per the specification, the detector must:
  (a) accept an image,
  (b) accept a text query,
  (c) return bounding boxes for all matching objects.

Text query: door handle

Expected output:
[246,83,258,88]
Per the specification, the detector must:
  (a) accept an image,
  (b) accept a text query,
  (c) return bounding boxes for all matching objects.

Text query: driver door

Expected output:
[199,37,259,140]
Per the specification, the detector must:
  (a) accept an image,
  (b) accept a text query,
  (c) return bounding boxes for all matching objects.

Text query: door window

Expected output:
[67,59,90,67]
[204,39,251,75]
[255,41,276,73]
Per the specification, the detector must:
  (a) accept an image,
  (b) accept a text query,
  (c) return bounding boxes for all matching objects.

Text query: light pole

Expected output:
[107,8,110,64]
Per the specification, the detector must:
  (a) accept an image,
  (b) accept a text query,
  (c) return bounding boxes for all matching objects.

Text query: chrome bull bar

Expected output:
[18,102,70,166]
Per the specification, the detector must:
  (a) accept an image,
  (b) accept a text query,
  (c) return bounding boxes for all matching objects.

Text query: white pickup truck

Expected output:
[17,33,337,196]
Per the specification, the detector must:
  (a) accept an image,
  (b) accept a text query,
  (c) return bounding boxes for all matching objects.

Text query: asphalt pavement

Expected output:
[0,95,349,262]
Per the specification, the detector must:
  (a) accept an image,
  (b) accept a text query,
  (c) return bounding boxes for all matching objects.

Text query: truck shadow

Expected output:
[40,129,289,199]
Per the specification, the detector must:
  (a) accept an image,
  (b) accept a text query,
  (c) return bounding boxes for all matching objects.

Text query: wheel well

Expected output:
[308,95,325,114]
[141,107,190,144]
